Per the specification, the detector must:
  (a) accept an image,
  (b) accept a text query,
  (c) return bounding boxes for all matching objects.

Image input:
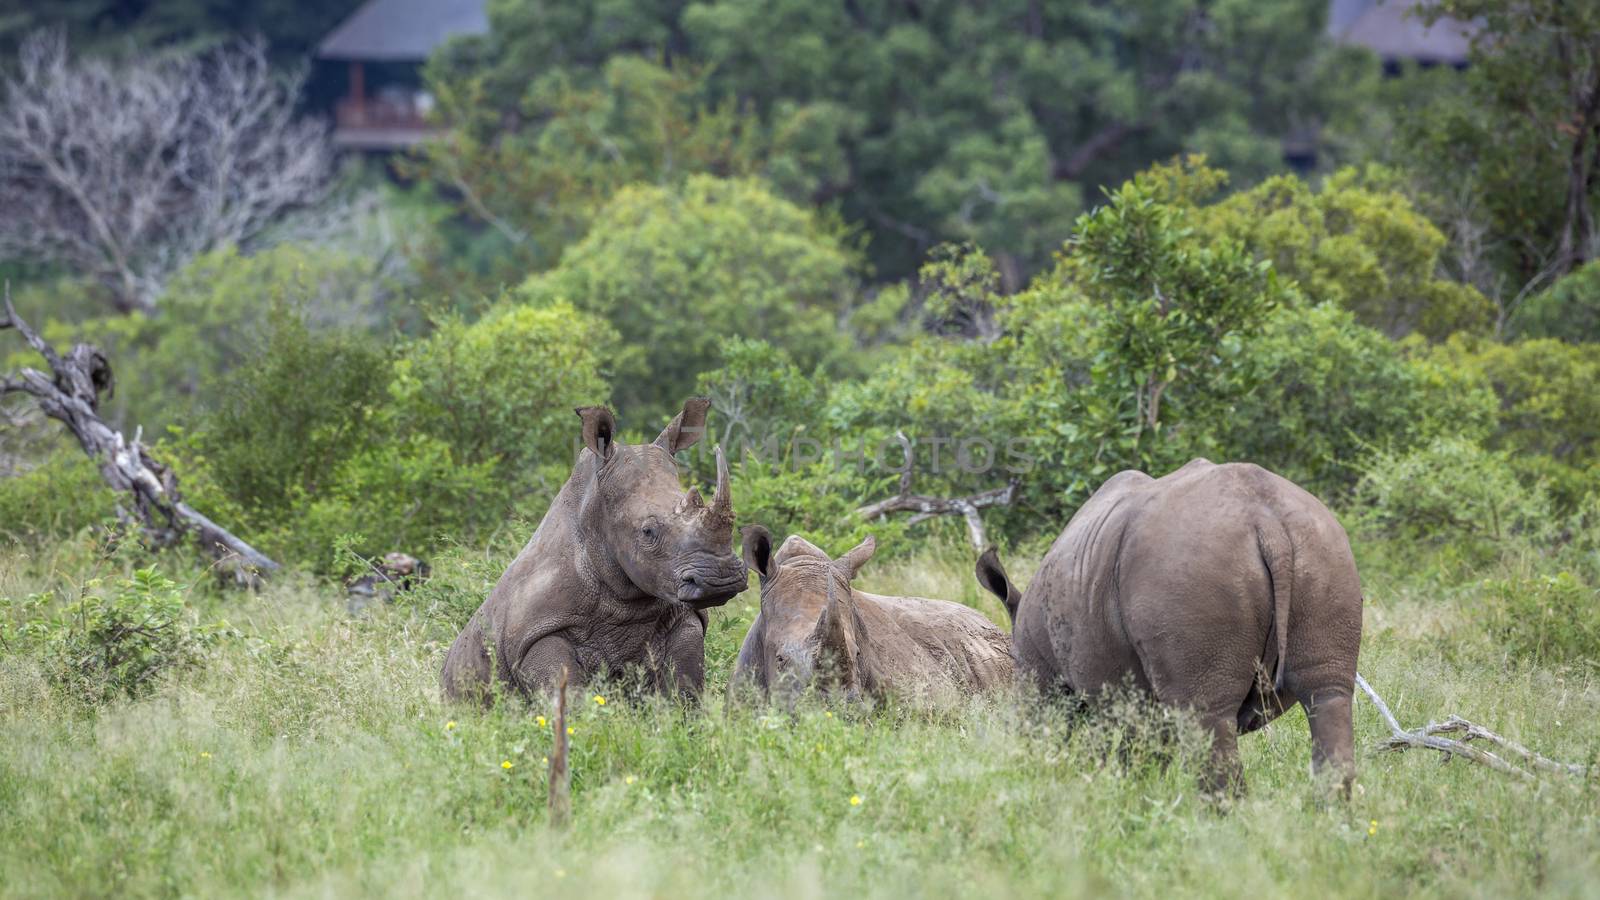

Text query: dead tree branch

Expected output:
[1355,673,1590,781]
[1,289,279,577]
[856,431,1017,550]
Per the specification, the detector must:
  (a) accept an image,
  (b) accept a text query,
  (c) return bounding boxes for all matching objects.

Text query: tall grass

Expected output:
[2,534,1598,898]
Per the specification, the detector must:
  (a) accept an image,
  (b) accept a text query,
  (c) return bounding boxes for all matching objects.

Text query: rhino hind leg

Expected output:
[512,634,584,698]
[1301,687,1356,797]
[1200,716,1245,798]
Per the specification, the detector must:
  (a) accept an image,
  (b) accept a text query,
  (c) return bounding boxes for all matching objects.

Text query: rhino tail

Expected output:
[1257,526,1293,692]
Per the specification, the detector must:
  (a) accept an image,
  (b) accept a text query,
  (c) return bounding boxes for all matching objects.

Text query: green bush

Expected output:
[1427,336,1600,513]
[694,338,821,451]
[389,301,614,478]
[2,568,223,703]
[36,244,388,434]
[1200,164,1494,339]
[1473,571,1600,665]
[730,460,909,559]
[1512,260,1600,342]
[518,175,858,419]
[0,453,117,540]
[187,304,391,525]
[1351,437,1554,546]
[1224,303,1496,497]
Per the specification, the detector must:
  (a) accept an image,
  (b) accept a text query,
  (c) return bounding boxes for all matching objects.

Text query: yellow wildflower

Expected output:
[593,695,607,706]
[625,775,636,785]
[445,720,456,731]
[199,752,211,760]
[501,760,514,770]
[1368,820,1378,836]
[566,726,574,736]
[850,795,862,807]
[536,715,547,728]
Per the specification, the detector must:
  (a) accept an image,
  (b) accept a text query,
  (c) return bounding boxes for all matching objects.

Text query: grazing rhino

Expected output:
[975,459,1363,795]
[733,527,1013,705]
[442,398,747,703]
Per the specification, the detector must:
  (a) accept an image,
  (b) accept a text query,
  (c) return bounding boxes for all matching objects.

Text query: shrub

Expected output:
[731,460,909,559]
[186,304,391,531]
[1473,571,1600,665]
[0,453,116,540]
[1512,260,1600,342]
[1201,164,1494,339]
[389,301,614,479]
[3,568,223,703]
[694,338,821,451]
[38,244,388,433]
[518,175,858,419]
[1351,437,1554,545]
[1426,336,1600,513]
[1224,303,1496,497]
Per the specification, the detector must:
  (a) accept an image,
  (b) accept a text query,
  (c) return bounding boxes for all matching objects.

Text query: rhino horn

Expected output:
[678,488,705,515]
[813,572,857,687]
[710,445,732,522]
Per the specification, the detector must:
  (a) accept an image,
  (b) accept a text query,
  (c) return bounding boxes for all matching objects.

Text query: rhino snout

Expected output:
[675,558,747,608]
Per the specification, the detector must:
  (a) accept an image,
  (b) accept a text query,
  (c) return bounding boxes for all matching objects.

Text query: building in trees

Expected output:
[317,0,487,150]
[1328,0,1474,69]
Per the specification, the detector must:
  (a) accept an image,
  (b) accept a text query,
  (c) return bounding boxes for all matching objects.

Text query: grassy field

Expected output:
[2,535,1598,899]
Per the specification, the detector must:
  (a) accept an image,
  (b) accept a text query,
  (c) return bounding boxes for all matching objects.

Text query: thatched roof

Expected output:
[1329,0,1475,65]
[317,0,488,62]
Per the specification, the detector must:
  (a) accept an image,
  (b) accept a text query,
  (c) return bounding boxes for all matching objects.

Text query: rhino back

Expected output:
[1091,460,1361,711]
[856,592,1014,693]
[1018,469,1154,692]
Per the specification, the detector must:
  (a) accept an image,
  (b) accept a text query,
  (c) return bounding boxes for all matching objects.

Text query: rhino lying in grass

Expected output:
[976,459,1363,795]
[442,398,747,703]
[733,527,1013,705]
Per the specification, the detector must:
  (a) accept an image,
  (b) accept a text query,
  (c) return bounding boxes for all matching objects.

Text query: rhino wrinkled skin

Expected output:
[734,527,1013,705]
[442,398,747,702]
[977,458,1363,794]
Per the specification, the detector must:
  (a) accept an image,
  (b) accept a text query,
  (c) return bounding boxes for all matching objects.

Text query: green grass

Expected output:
[2,535,1598,898]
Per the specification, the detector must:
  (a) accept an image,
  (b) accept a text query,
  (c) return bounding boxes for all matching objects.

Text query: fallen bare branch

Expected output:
[856,431,1017,549]
[2,287,279,578]
[1355,673,1590,781]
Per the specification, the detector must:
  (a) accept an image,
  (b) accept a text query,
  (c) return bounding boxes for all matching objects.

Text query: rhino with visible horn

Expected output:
[975,458,1363,795]
[733,527,1013,705]
[442,397,747,702]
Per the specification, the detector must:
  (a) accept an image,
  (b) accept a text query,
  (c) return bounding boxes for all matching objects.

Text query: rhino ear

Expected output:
[834,535,876,581]
[654,396,711,454]
[976,546,1020,625]
[741,525,774,582]
[576,406,618,461]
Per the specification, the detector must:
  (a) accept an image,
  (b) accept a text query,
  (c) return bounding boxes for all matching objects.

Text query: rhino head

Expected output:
[573,398,746,608]
[737,525,878,703]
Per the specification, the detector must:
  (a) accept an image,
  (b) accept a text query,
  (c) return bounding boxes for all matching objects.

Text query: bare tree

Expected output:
[0,31,331,313]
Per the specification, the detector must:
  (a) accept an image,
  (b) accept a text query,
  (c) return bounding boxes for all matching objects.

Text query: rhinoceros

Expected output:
[733,527,1013,705]
[975,459,1363,794]
[442,398,747,703]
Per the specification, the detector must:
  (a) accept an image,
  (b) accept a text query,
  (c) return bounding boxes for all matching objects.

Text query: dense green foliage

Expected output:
[424,0,1374,283]
[518,176,858,419]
